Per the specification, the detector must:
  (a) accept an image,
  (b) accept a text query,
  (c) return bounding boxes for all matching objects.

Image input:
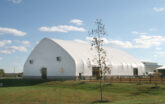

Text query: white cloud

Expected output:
[74,33,165,49]
[102,38,110,44]
[70,19,83,25]
[0,40,12,47]
[153,7,165,12]
[109,40,133,48]
[130,31,165,48]
[0,50,14,54]
[0,27,26,36]
[86,37,93,41]
[131,31,148,35]
[84,34,165,49]
[153,50,165,57]
[155,47,162,51]
[9,0,22,4]
[15,40,30,45]
[40,25,86,32]
[156,51,165,56]
[0,46,27,54]
[85,37,109,44]
[85,37,133,48]
[21,40,30,45]
[75,37,133,49]
[7,46,27,52]
[134,35,165,48]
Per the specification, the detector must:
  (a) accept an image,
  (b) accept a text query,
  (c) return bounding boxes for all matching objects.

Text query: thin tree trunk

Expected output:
[100,78,103,101]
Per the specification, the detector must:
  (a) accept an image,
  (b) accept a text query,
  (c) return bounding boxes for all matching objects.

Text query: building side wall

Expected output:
[75,59,92,76]
[109,64,145,76]
[23,39,76,79]
[143,62,159,73]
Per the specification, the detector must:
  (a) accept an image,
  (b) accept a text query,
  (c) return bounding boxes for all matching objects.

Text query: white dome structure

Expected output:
[156,66,165,70]
[23,38,145,79]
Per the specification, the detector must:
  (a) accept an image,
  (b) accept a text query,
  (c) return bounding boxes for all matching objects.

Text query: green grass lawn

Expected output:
[0,79,165,104]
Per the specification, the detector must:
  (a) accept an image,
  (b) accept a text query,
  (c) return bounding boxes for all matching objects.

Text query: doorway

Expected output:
[41,67,47,79]
[79,73,82,80]
[133,68,138,76]
[92,67,100,79]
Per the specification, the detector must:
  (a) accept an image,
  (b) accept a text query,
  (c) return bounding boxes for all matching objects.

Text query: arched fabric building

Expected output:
[23,38,145,79]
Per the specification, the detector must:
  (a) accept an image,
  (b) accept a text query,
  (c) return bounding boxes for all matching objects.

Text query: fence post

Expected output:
[129,76,131,83]
[149,75,152,84]
[161,76,163,84]
[139,76,141,84]
[111,76,113,83]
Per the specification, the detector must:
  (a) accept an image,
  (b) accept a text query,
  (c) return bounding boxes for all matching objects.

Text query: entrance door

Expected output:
[133,68,138,76]
[79,73,82,80]
[41,67,47,79]
[92,67,100,79]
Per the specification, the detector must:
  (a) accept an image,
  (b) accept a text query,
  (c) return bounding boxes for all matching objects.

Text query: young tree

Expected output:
[89,19,110,102]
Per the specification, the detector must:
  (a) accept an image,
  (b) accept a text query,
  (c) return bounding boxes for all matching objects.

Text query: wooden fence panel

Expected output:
[103,76,165,84]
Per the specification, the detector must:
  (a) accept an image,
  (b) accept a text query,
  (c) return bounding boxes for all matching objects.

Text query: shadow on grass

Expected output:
[0,79,50,87]
[150,86,160,89]
[131,85,161,96]
[91,100,110,104]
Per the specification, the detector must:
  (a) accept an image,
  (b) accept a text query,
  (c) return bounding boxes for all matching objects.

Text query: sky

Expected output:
[0,0,165,73]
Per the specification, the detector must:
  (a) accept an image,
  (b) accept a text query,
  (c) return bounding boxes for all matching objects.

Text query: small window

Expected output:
[56,56,61,61]
[29,60,33,64]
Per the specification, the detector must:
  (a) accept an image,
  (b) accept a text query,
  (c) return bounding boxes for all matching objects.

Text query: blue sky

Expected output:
[0,0,165,73]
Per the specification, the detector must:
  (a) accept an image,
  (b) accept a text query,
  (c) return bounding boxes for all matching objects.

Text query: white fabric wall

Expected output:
[23,38,76,77]
[24,38,145,78]
[52,38,145,76]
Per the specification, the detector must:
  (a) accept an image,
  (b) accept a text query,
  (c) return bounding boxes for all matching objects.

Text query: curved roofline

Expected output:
[23,38,46,67]
[46,38,76,62]
[24,37,77,73]
[157,66,165,69]
[50,38,143,65]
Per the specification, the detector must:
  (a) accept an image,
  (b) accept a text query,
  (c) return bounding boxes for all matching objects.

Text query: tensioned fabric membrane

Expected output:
[51,38,145,76]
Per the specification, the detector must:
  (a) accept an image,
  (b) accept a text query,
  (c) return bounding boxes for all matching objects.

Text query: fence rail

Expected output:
[100,76,165,84]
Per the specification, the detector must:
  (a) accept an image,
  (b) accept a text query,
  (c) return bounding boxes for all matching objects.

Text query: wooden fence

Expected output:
[101,76,165,84]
